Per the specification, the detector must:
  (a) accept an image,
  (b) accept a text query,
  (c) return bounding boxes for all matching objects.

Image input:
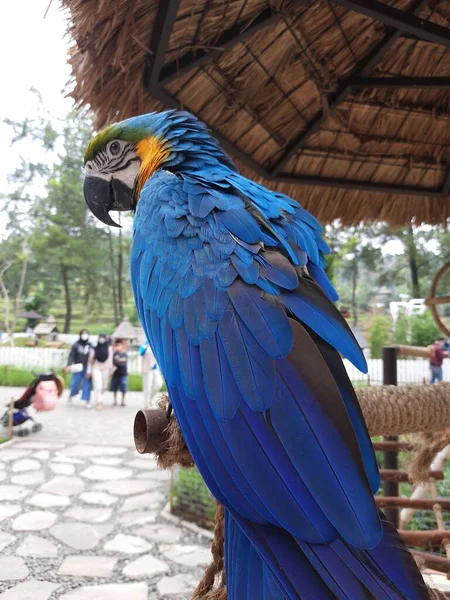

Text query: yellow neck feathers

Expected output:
[135,137,170,197]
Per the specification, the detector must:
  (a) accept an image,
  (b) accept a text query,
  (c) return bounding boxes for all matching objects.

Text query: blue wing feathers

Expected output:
[130,162,426,599]
[307,261,339,302]
[281,278,367,373]
[227,281,293,359]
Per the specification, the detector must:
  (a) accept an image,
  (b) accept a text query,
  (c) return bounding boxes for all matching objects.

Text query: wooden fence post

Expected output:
[382,346,399,528]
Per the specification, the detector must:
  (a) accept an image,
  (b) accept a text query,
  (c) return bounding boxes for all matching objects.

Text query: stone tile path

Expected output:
[0,438,211,599]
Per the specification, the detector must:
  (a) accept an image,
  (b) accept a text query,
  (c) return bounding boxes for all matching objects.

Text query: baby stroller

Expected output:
[1,371,64,437]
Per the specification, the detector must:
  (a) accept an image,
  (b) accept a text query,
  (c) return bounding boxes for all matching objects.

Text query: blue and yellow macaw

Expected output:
[83,110,428,599]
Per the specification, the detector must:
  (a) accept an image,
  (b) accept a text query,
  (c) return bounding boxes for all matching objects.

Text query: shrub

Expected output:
[410,310,440,347]
[172,467,217,528]
[369,316,391,359]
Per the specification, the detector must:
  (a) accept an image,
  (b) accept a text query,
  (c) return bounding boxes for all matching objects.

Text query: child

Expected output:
[110,339,128,406]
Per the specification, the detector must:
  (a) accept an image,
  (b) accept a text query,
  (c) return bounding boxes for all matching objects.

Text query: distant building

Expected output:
[33,315,59,341]
[111,318,145,349]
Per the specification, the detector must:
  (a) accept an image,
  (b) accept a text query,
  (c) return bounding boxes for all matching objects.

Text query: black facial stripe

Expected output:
[108,156,140,173]
[89,143,136,173]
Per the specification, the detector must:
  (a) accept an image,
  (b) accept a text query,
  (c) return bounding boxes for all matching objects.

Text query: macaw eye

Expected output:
[109,141,121,156]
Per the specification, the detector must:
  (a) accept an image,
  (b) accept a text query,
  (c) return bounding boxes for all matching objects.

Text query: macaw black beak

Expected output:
[83,176,133,228]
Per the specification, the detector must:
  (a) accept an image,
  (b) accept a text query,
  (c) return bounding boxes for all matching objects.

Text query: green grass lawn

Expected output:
[0,365,168,393]
[0,337,70,349]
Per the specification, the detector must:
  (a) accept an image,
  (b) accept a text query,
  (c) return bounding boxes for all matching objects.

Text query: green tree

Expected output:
[410,311,440,347]
[2,96,132,334]
[392,313,409,345]
[369,316,391,359]
[337,233,381,326]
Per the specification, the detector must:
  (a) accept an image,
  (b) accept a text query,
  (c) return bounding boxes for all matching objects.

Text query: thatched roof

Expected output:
[63,0,450,225]
[18,310,44,320]
[111,318,138,341]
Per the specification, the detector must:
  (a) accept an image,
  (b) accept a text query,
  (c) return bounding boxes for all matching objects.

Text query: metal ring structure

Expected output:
[426,261,450,337]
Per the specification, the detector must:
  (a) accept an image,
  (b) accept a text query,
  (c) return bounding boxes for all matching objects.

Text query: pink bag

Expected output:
[32,380,59,412]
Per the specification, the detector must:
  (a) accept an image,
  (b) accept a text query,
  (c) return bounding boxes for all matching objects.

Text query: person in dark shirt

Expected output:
[429,336,448,383]
[64,329,92,407]
[110,339,128,406]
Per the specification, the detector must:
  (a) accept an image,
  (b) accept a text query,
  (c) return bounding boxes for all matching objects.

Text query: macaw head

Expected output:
[83,110,234,227]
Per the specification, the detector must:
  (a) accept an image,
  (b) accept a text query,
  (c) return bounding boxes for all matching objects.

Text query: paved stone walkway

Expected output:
[0,388,211,599]
[1,387,157,446]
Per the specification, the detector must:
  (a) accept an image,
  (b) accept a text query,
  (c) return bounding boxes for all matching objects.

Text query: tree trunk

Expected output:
[406,224,420,298]
[108,230,119,326]
[352,260,358,326]
[0,262,13,346]
[117,228,124,322]
[12,242,28,336]
[61,264,72,334]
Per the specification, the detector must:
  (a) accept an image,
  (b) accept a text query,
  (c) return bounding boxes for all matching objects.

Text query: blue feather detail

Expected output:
[257,251,298,290]
[231,254,260,284]
[203,278,229,320]
[218,309,275,411]
[174,326,203,398]
[227,281,292,358]
[168,292,183,329]
[273,362,381,549]
[219,209,261,243]
[199,335,240,420]
[307,261,339,302]
[281,279,367,373]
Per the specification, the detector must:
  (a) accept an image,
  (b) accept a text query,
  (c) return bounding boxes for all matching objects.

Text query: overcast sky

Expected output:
[0,0,73,231]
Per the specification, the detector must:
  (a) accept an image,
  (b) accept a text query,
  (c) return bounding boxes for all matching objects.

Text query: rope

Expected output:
[359,382,450,437]
[192,503,226,600]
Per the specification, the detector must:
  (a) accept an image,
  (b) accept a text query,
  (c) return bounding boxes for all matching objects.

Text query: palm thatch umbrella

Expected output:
[62,0,450,225]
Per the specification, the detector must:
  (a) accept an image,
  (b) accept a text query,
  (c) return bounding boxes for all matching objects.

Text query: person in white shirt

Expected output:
[140,343,163,408]
[87,334,113,410]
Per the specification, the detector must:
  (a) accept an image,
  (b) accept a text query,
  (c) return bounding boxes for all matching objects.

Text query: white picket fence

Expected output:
[343,357,450,386]
[0,347,143,375]
[0,347,449,384]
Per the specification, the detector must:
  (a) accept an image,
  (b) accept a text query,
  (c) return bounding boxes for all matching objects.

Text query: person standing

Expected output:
[110,339,128,407]
[65,329,92,407]
[88,334,112,410]
[429,336,448,384]
[140,342,163,408]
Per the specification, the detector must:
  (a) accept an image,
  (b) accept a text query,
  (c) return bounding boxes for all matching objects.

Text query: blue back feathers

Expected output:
[128,110,426,600]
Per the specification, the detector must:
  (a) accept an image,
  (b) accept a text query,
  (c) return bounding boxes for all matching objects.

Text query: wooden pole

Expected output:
[394,344,431,358]
[382,346,398,527]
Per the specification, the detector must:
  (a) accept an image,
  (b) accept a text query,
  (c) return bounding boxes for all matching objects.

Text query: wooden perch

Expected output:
[400,530,450,549]
[380,469,443,482]
[135,383,450,460]
[376,497,450,510]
